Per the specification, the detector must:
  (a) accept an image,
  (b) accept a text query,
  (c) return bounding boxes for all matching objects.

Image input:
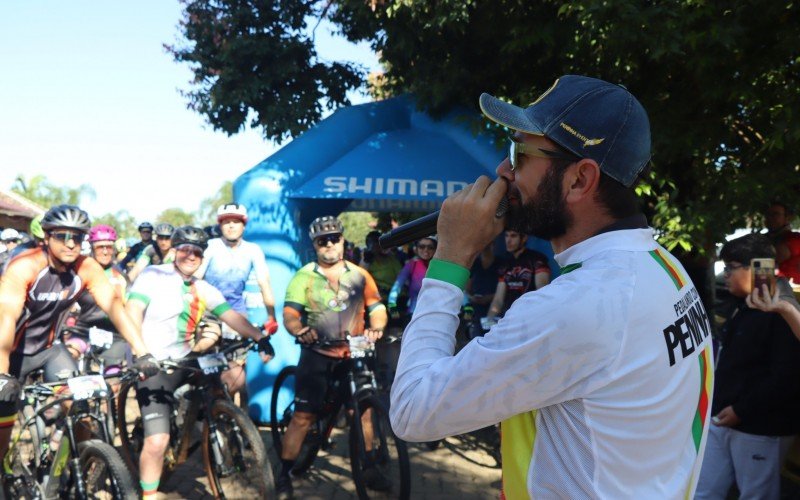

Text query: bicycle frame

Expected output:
[5,371,135,499]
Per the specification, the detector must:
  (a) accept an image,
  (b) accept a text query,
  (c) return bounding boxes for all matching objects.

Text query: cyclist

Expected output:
[0,205,159,462]
[118,221,155,270]
[0,229,21,272]
[61,224,131,372]
[127,222,175,282]
[387,236,436,321]
[276,215,387,499]
[486,228,550,318]
[195,203,278,396]
[125,225,275,500]
[360,230,402,300]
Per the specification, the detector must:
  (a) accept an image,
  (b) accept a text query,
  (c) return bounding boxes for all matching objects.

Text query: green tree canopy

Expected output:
[93,210,139,240]
[171,0,800,256]
[157,208,197,227]
[196,180,234,226]
[11,174,95,209]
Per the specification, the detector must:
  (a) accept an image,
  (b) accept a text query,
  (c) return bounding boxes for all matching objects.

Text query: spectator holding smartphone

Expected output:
[696,234,800,499]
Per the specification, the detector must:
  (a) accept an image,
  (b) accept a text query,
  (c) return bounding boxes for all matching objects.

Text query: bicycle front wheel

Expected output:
[349,395,411,500]
[202,399,275,498]
[77,439,138,500]
[270,365,320,475]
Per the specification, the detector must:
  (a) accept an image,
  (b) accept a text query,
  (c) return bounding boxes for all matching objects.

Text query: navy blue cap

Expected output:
[479,75,651,187]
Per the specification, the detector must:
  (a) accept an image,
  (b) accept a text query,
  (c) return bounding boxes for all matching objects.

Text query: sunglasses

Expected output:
[176,244,204,258]
[49,231,86,244]
[315,234,342,246]
[509,139,581,172]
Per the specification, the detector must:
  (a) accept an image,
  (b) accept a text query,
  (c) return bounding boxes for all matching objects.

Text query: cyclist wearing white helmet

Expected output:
[0,229,21,273]
[195,203,278,396]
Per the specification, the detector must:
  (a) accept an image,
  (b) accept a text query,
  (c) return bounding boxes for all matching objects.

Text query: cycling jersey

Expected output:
[197,238,270,313]
[127,264,231,360]
[391,228,714,499]
[388,258,429,313]
[284,261,383,357]
[119,240,150,269]
[75,266,128,334]
[134,244,173,268]
[0,247,119,355]
[498,248,549,313]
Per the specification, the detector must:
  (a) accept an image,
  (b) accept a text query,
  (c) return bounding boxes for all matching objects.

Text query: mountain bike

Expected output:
[3,369,139,499]
[117,338,274,499]
[60,325,129,444]
[271,335,411,499]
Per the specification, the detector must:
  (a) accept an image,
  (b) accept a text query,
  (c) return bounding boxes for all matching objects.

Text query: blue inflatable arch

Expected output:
[233,95,553,421]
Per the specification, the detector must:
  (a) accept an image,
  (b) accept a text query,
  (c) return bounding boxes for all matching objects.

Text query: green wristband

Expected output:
[426,259,470,290]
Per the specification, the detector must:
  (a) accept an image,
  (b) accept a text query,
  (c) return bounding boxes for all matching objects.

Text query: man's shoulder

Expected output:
[290,262,317,278]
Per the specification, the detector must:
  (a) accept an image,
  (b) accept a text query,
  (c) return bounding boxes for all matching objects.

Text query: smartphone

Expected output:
[750,258,776,296]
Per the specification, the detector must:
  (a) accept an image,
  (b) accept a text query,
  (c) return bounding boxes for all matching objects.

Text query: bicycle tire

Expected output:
[349,395,411,500]
[115,379,143,472]
[202,399,275,499]
[77,439,138,500]
[269,365,320,475]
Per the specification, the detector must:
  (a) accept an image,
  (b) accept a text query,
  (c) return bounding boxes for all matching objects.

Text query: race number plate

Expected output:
[348,336,373,359]
[67,375,108,400]
[197,353,229,375]
[88,327,114,349]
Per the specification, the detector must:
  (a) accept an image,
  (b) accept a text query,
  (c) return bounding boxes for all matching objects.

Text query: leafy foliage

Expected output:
[166,0,364,142]
[196,180,234,226]
[171,0,800,255]
[11,174,95,209]
[93,210,139,240]
[156,207,197,227]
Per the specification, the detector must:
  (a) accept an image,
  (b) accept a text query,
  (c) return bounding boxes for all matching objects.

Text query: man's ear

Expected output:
[564,159,601,204]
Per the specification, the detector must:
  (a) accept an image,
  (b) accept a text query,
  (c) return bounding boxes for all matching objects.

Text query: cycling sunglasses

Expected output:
[315,234,342,246]
[49,231,86,244]
[175,244,204,258]
[509,139,581,172]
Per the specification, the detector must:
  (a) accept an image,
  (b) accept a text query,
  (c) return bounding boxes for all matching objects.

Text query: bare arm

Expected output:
[219,309,264,341]
[116,298,149,356]
[127,260,146,283]
[487,282,507,318]
[256,271,277,320]
[0,305,21,373]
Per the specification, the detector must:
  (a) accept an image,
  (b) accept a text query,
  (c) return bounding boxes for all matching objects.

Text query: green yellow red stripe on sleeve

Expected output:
[649,249,687,290]
[691,345,713,451]
[0,414,15,428]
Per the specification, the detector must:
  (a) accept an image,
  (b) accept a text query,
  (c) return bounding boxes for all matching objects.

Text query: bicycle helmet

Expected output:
[309,216,344,239]
[203,224,221,239]
[88,224,118,243]
[171,225,208,251]
[0,228,20,242]
[29,214,45,240]
[216,203,248,223]
[41,205,91,232]
[154,223,175,237]
[138,222,154,232]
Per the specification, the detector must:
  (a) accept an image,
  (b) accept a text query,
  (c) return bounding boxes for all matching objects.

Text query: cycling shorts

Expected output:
[135,370,190,437]
[294,348,349,414]
[0,344,77,426]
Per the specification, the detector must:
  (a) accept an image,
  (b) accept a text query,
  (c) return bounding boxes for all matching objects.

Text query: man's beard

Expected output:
[505,164,572,241]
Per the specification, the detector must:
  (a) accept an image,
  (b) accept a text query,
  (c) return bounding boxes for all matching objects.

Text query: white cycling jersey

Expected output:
[128,264,231,360]
[390,228,714,499]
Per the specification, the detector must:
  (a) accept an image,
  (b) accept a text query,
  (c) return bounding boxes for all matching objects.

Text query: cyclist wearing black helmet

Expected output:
[119,221,155,271]
[276,215,388,498]
[127,223,175,282]
[125,225,276,498]
[0,205,159,461]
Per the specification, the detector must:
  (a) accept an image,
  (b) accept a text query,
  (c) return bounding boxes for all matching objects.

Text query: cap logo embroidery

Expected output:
[559,122,605,148]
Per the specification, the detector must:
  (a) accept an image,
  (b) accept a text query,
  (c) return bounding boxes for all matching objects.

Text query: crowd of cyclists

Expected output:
[0,200,540,499]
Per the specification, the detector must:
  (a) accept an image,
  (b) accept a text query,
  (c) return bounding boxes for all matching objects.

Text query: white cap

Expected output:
[1,228,20,241]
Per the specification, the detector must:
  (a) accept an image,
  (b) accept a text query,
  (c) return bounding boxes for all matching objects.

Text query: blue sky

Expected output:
[0,1,379,222]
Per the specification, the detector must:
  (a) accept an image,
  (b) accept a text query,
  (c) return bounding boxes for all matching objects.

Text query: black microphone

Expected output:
[379,197,509,250]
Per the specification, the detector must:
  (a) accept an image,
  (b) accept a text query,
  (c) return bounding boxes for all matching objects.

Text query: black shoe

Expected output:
[276,474,294,500]
[363,467,392,492]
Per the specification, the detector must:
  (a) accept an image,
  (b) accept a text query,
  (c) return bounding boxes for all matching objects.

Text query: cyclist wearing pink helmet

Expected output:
[61,224,130,370]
